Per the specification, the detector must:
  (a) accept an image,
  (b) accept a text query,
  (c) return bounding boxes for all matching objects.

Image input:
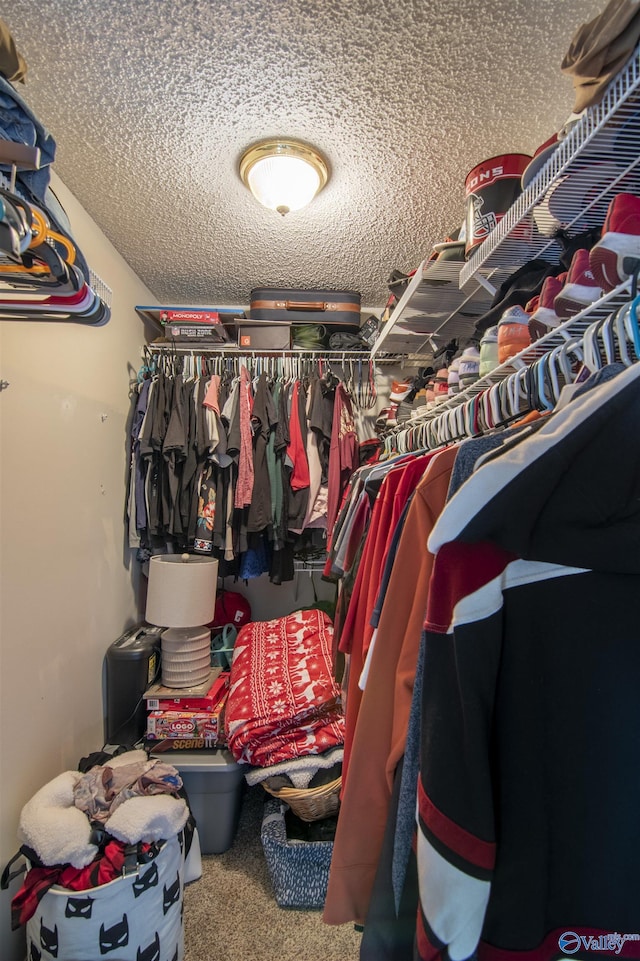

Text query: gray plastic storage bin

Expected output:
[154,749,245,854]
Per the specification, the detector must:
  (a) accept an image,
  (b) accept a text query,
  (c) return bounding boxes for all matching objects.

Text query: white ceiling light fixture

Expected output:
[239,139,329,216]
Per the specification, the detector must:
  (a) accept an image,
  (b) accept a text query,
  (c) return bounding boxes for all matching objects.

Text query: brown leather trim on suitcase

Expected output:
[251,299,361,314]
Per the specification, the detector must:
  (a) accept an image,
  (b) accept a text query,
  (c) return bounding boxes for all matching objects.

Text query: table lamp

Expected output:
[145,553,218,689]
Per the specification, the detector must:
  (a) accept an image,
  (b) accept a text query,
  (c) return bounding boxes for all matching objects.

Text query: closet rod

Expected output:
[146,344,403,363]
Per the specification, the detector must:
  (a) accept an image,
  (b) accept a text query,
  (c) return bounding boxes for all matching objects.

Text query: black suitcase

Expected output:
[249,287,361,325]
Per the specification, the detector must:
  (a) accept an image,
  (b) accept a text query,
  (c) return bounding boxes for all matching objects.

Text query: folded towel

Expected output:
[18,771,97,869]
[244,746,344,788]
[105,795,189,844]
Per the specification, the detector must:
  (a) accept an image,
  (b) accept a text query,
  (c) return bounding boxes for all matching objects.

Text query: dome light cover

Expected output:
[239,140,329,216]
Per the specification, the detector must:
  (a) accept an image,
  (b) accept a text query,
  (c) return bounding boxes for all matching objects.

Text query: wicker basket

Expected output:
[261,775,341,822]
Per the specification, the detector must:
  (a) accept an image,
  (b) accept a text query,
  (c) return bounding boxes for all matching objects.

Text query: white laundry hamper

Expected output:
[23,830,195,961]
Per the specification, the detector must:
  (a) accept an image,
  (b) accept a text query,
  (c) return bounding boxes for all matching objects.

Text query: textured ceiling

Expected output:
[5,0,605,309]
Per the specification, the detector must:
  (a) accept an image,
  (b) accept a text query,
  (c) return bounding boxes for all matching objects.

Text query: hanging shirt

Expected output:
[234,366,254,509]
[324,445,457,928]
[327,383,359,534]
[287,380,310,533]
[286,380,311,491]
[162,373,189,538]
[303,376,326,529]
[247,372,278,533]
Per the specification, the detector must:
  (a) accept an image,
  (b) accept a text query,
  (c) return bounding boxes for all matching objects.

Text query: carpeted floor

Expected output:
[184,784,362,961]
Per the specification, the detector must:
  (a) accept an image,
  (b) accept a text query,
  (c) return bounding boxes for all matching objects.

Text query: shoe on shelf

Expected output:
[397,400,414,423]
[528,273,566,341]
[375,407,391,432]
[412,388,428,409]
[386,403,399,427]
[447,357,461,396]
[458,345,481,389]
[589,193,640,291]
[389,379,413,402]
[433,367,449,404]
[554,248,602,318]
[497,306,532,365]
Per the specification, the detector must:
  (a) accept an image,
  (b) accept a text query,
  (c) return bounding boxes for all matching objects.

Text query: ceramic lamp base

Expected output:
[161,626,211,688]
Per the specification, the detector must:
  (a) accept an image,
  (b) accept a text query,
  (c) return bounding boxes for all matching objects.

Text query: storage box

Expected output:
[237,324,291,350]
[146,697,226,741]
[260,798,334,908]
[144,671,228,712]
[150,748,245,854]
[166,324,231,343]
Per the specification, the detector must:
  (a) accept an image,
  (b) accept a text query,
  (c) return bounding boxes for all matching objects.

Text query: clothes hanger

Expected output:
[0,197,23,259]
[552,338,583,396]
[597,311,617,366]
[544,345,566,405]
[534,354,556,412]
[0,188,31,255]
[479,388,494,432]
[581,318,604,374]
[624,262,640,360]
[612,302,635,366]
[488,382,504,426]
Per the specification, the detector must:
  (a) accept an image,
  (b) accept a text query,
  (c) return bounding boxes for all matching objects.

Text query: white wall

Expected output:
[0,173,156,958]
[232,569,336,622]
[0,171,400,956]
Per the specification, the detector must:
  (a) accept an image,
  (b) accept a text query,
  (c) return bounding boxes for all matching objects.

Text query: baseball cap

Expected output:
[208,590,252,630]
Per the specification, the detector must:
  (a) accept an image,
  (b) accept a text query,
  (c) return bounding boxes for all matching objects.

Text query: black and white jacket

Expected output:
[416,363,640,960]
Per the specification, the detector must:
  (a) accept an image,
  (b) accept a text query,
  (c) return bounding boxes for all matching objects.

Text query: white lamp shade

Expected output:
[145,554,218,628]
[247,155,322,212]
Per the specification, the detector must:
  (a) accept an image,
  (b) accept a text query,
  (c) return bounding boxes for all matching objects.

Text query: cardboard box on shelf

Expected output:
[159,309,225,326]
[146,695,227,742]
[144,671,229,713]
[166,324,231,343]
[237,324,291,350]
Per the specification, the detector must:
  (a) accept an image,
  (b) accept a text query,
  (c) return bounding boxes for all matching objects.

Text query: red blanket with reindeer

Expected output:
[224,610,345,768]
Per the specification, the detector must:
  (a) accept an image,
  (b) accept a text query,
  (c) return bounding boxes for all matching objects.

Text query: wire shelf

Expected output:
[371,256,496,358]
[386,279,632,438]
[460,43,640,290]
[89,269,112,307]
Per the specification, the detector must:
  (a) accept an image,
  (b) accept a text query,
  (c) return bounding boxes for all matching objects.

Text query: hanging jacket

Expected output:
[416,362,640,960]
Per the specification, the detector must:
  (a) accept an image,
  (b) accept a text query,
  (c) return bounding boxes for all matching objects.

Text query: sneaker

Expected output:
[386,403,399,427]
[524,294,540,314]
[412,388,428,409]
[389,379,413,402]
[554,249,602,318]
[375,407,391,432]
[433,367,449,404]
[528,273,566,341]
[447,357,461,396]
[397,400,413,423]
[589,193,640,291]
[479,326,499,378]
[424,377,436,408]
[458,345,480,389]
[538,161,627,238]
[497,306,531,365]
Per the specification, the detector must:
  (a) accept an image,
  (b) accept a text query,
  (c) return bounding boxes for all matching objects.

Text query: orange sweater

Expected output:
[324,445,457,926]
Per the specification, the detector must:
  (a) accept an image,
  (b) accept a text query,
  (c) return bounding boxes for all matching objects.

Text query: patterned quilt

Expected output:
[224,610,345,768]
